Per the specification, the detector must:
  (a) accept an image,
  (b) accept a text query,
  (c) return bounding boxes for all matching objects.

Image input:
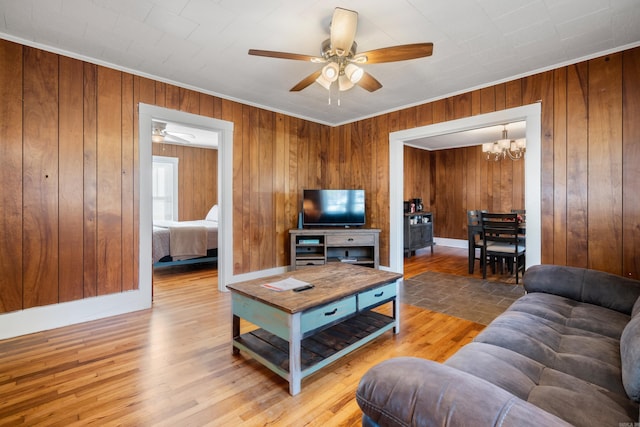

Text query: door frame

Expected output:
[139,104,234,293]
[388,103,542,274]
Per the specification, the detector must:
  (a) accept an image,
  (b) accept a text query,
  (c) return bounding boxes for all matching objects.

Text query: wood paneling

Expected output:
[403,145,525,240]
[565,62,589,268]
[96,67,123,295]
[83,62,99,298]
[121,73,136,292]
[552,68,568,266]
[1,40,640,316]
[0,40,23,312]
[622,49,640,279]
[58,56,85,302]
[588,54,623,275]
[151,144,218,220]
[22,47,59,309]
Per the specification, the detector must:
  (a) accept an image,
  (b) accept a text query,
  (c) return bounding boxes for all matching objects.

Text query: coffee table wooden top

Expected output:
[226,263,403,314]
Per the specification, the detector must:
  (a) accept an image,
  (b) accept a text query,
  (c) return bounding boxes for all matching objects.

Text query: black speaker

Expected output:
[298,212,303,229]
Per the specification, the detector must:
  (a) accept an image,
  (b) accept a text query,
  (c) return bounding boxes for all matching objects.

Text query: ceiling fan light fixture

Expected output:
[315,74,332,90]
[330,8,358,57]
[338,74,354,91]
[248,7,433,97]
[152,127,164,143]
[322,62,339,82]
[345,63,363,83]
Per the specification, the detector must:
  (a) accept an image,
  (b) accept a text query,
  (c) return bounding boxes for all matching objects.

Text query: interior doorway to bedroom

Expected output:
[150,119,219,276]
[138,104,234,296]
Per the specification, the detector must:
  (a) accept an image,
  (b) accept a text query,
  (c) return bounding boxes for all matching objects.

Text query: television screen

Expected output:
[302,189,365,227]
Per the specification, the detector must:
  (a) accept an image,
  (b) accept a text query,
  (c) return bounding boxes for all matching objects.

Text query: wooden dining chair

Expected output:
[510,209,526,245]
[480,212,526,284]
[467,210,487,274]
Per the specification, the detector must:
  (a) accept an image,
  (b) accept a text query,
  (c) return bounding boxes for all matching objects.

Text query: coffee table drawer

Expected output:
[359,282,397,310]
[301,296,356,334]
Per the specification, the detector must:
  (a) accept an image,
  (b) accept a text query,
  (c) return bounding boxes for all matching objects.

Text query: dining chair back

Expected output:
[510,209,527,245]
[481,212,526,284]
[467,210,487,274]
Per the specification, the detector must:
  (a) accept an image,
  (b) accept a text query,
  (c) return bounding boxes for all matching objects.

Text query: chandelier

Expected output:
[482,125,526,161]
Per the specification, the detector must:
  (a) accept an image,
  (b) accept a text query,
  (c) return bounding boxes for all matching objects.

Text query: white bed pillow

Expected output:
[206,204,219,221]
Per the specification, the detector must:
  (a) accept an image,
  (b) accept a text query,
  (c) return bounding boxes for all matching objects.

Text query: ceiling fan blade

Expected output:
[330,7,358,57]
[355,43,433,64]
[290,70,323,92]
[357,72,383,92]
[164,133,192,145]
[248,49,324,63]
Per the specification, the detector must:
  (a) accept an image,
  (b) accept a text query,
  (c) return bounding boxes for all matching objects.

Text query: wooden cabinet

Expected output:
[404,212,434,257]
[290,228,380,270]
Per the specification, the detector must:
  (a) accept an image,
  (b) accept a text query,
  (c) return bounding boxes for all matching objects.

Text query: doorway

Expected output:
[139,104,233,295]
[388,104,541,274]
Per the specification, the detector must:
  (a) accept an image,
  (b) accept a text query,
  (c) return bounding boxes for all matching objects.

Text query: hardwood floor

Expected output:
[0,248,484,426]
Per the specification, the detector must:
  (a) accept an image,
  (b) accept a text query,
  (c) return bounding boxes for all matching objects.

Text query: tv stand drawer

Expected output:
[326,234,375,246]
[296,259,325,267]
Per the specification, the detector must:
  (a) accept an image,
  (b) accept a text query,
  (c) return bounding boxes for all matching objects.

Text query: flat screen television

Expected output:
[302,189,365,227]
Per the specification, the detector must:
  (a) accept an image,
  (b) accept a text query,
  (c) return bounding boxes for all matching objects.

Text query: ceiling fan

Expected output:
[248,7,433,94]
[151,121,195,145]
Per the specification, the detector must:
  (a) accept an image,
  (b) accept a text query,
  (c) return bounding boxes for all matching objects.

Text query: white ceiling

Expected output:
[407,120,526,150]
[1,0,639,127]
[153,119,219,148]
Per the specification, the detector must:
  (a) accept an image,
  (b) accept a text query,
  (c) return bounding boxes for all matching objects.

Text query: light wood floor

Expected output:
[0,247,484,426]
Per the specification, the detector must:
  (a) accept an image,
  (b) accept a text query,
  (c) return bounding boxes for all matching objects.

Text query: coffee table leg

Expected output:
[393,281,400,334]
[232,314,240,355]
[289,312,302,395]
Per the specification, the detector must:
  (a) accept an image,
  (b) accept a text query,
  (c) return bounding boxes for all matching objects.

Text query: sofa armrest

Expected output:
[524,265,640,315]
[356,357,571,427]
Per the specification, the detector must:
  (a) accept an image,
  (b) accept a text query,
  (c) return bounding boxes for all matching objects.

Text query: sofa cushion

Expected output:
[437,289,640,426]
[524,265,640,315]
[621,315,640,402]
[507,292,630,339]
[446,342,639,426]
[356,357,573,427]
[472,293,629,394]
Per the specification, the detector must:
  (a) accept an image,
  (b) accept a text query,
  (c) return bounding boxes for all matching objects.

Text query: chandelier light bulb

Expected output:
[482,124,526,161]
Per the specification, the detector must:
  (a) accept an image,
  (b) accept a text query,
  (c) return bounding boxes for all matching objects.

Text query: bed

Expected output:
[152,205,219,267]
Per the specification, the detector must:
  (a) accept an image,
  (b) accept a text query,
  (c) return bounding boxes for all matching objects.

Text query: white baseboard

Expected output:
[434,237,468,249]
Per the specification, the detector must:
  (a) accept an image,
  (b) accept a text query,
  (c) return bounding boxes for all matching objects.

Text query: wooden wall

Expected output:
[404,145,525,240]
[151,144,218,221]
[1,38,639,315]
[350,48,640,278]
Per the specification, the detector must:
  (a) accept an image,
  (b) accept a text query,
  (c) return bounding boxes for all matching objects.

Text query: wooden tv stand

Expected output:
[289,228,380,270]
